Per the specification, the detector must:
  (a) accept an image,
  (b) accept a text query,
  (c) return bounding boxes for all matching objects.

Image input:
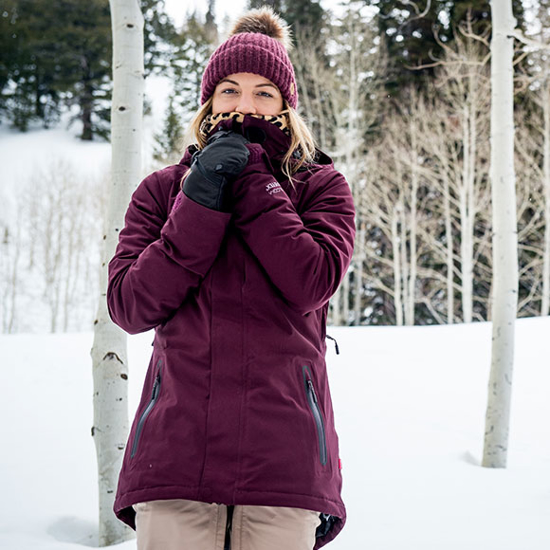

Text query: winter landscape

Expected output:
[2,0,550,549]
[1,320,549,549]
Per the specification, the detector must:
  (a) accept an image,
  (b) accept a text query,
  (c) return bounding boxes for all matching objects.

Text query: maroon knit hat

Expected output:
[201,8,298,109]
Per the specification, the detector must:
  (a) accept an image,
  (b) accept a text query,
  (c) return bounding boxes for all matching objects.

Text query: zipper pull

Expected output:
[307,379,318,403]
[326,334,340,355]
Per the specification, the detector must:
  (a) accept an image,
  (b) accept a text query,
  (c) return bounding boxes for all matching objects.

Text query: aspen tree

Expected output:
[482,0,518,469]
[542,80,550,315]
[90,0,143,543]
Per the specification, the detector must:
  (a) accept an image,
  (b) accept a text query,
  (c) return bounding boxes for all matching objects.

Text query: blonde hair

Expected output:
[181,99,317,184]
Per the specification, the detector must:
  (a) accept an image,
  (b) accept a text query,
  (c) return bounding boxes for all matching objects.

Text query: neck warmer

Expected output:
[199,111,291,140]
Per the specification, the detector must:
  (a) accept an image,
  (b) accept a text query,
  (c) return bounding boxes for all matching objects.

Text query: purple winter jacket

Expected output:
[107,114,356,548]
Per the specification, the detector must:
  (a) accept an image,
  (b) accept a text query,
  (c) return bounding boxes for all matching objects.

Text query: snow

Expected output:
[1,318,549,549]
[0,73,171,208]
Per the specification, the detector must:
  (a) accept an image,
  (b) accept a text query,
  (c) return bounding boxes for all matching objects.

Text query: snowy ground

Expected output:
[0,73,172,212]
[1,318,549,549]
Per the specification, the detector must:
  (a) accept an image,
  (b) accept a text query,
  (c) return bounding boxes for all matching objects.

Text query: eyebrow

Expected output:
[256,83,279,90]
[219,78,279,91]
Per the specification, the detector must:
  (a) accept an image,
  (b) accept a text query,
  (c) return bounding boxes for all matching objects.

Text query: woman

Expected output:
[108,7,355,550]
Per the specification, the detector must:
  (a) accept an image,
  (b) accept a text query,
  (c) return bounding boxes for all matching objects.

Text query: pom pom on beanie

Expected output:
[200,7,298,109]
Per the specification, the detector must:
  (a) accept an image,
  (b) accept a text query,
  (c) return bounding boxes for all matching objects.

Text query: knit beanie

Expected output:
[201,8,298,109]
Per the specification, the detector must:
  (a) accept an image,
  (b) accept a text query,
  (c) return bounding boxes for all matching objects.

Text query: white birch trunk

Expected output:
[406,122,418,326]
[331,285,342,326]
[6,225,21,333]
[293,42,316,140]
[399,202,409,324]
[312,59,328,149]
[340,38,357,328]
[482,0,518,469]
[393,204,404,326]
[90,0,143,544]
[342,268,350,325]
[354,224,365,325]
[460,100,475,324]
[444,171,454,323]
[542,81,550,316]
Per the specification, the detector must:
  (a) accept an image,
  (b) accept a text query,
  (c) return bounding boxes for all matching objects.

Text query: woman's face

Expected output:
[211,72,284,116]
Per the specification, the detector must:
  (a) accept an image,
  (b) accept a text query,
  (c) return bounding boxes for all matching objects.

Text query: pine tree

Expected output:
[0,0,112,137]
[370,0,526,97]
[374,0,446,95]
[141,0,178,76]
[153,8,217,161]
[247,0,326,48]
[61,0,113,140]
[247,1,284,15]
[154,93,184,164]
[0,0,65,130]
[1,0,176,138]
[204,0,218,45]
[448,0,524,35]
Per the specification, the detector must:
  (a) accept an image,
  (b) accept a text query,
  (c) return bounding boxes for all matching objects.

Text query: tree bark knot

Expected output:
[103,351,124,364]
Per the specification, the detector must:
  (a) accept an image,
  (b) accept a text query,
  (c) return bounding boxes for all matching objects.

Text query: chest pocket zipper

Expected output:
[131,360,162,459]
[302,365,327,466]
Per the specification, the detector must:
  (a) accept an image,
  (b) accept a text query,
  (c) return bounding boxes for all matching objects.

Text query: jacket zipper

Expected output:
[223,505,235,550]
[302,365,327,466]
[130,360,162,459]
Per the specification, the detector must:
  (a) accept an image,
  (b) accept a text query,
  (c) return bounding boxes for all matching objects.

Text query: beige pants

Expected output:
[133,499,321,550]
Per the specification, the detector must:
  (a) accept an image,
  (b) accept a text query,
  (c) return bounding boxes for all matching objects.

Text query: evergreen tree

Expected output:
[1,0,177,139]
[449,0,491,32]
[247,0,326,48]
[0,0,112,137]
[61,0,113,140]
[448,0,525,38]
[204,0,219,45]
[0,0,65,130]
[0,3,17,95]
[153,7,217,161]
[247,1,284,15]
[140,0,178,76]
[374,0,441,96]
[172,10,216,122]
[153,93,184,164]
[370,0,526,97]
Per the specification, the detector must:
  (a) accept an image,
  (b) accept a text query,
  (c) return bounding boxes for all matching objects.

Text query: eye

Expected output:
[220,87,238,95]
[258,91,274,98]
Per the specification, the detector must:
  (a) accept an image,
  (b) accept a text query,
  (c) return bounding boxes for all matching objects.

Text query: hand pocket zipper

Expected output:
[302,365,328,466]
[130,359,162,459]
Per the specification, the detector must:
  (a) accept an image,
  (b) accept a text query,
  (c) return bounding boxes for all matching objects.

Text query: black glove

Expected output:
[183,130,250,212]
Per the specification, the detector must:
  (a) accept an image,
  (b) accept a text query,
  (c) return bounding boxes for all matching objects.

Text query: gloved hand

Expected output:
[183,130,250,212]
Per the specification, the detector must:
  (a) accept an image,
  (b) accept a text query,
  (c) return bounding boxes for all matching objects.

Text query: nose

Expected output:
[236,93,257,115]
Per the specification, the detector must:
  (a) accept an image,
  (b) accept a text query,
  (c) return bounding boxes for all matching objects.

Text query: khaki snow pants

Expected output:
[133,499,321,550]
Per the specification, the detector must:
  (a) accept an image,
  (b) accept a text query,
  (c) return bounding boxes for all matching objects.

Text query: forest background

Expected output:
[1,0,549,333]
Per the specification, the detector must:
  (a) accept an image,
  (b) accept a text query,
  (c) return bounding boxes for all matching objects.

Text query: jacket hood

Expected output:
[179,113,333,169]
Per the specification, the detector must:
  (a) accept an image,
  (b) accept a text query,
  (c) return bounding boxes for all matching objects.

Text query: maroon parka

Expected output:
[107,114,356,548]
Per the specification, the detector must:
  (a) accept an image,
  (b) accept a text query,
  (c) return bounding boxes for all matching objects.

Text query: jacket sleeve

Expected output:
[232,145,356,314]
[107,170,231,334]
